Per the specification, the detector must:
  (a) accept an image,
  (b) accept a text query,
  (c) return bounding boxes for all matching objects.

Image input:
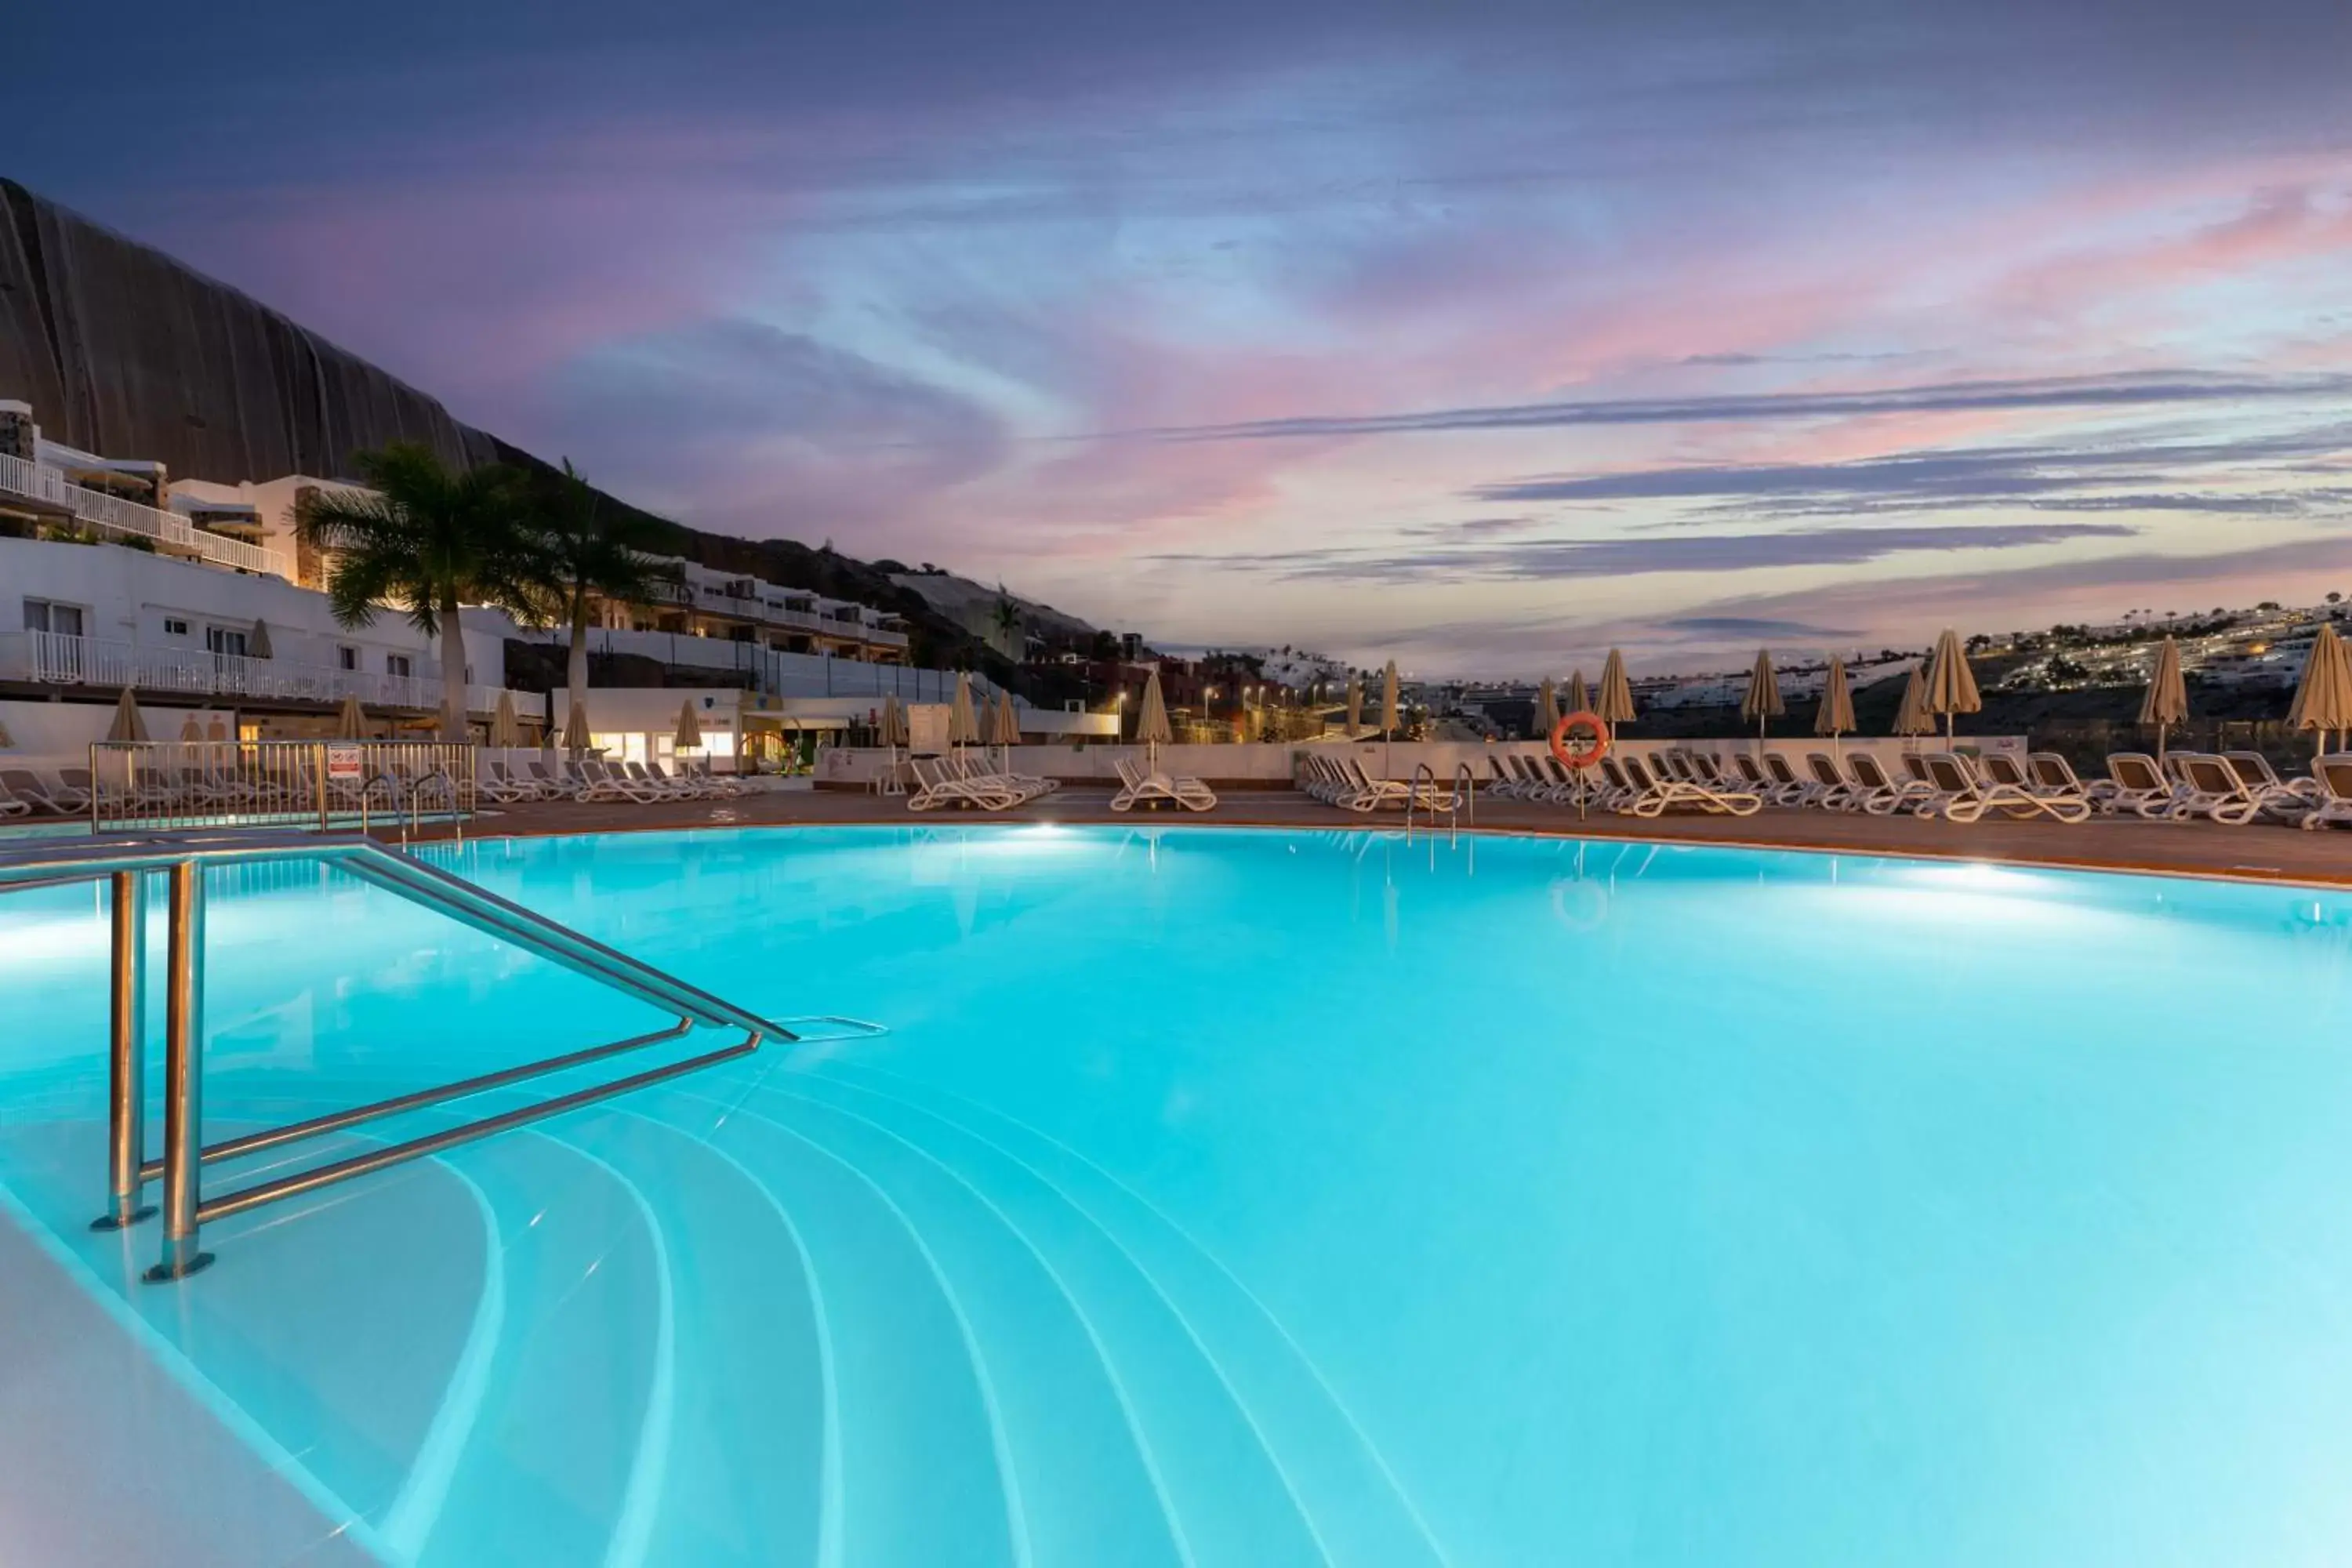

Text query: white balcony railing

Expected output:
[0,452,288,577]
[2,629,445,709]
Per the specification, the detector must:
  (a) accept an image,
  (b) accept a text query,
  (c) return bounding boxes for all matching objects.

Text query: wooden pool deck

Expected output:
[439,786,2352,890]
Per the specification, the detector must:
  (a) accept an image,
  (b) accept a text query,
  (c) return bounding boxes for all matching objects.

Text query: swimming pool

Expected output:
[2,824,2350,1566]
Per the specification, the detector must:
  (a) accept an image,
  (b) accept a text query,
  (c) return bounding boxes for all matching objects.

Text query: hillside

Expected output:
[887,570,1100,651]
[1,176,1089,694]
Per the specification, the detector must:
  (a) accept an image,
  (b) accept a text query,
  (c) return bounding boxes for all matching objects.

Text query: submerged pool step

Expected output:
[807,1065,1455,1568]
[692,1084,1192,1568]
[555,1112,831,1568]
[658,1087,1022,1568]
[405,1131,666,1567]
[731,1075,1334,1568]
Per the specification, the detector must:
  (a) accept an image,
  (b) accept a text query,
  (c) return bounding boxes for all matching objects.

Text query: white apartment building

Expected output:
[597,556,911,662]
[0,399,925,755]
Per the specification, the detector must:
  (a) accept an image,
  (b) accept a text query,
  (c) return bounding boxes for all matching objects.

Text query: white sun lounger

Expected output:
[2165,753,2262,825]
[908,756,1023,811]
[2299,754,2352,831]
[1112,757,1217,812]
[1599,753,1761,817]
[1915,751,2091,823]
[2100,753,2179,818]
[1841,753,1923,815]
[0,768,84,815]
[2220,751,2318,822]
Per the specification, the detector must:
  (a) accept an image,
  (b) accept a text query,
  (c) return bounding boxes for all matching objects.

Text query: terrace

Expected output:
[0,451,287,577]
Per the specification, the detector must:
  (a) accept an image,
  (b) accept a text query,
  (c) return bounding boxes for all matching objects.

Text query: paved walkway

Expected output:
[441,786,2352,888]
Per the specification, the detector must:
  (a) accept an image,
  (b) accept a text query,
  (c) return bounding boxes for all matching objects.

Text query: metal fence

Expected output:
[88,741,477,841]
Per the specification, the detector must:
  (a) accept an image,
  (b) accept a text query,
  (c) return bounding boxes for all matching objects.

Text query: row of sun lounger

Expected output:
[478,756,747,805]
[1,761,457,818]
[1110,757,1218,813]
[1296,754,1468,813]
[0,767,94,816]
[906,754,1063,811]
[1486,746,2352,829]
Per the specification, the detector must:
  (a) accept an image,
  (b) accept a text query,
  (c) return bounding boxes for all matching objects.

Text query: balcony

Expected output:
[0,453,289,577]
[0,629,524,717]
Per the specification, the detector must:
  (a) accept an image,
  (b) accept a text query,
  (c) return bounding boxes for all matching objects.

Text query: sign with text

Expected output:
[325,743,364,783]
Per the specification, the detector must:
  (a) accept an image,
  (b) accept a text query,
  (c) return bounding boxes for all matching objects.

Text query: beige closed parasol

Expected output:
[949,673,979,752]
[2139,636,2188,762]
[1740,649,1783,753]
[1137,667,1173,764]
[2288,622,2352,758]
[1892,665,1933,747]
[107,688,148,744]
[1595,650,1636,736]
[1923,630,1980,743]
[1815,655,1856,758]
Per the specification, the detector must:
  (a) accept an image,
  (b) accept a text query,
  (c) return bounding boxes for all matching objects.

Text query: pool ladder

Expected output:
[0,829,790,1282]
[1403,762,1477,844]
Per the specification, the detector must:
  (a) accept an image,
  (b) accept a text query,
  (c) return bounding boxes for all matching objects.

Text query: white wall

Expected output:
[0,699,241,766]
[1,535,496,680]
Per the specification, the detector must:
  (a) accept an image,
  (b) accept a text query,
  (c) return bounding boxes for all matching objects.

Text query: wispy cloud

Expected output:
[1156,521,2136,583]
[1468,423,2352,518]
[1126,372,2352,444]
[1661,615,1864,639]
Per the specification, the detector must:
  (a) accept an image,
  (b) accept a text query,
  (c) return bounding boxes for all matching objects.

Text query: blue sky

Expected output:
[17,0,2352,673]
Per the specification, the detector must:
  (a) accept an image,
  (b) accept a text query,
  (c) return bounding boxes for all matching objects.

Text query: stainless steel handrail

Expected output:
[0,829,790,1279]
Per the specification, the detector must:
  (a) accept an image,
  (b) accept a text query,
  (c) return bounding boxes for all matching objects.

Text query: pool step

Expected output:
[809,1065,1454,1568]
[707,1085,1192,1568]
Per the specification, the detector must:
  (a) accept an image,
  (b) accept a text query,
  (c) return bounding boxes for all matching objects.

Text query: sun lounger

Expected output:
[1600,753,1760,817]
[1976,753,2033,791]
[2165,753,2262,825]
[1488,755,1544,799]
[1112,757,1217,812]
[0,768,85,815]
[1913,750,2091,823]
[2220,751,2318,822]
[955,753,1056,802]
[2299,754,2352,831]
[477,759,543,804]
[2100,753,2179,818]
[909,756,1025,811]
[575,758,664,803]
[1758,752,1813,806]
[1841,753,1922,815]
[1799,752,1854,810]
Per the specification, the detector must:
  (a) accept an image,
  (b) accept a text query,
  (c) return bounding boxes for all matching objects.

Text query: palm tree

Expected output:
[991,587,1025,657]
[524,459,681,734]
[297,444,541,742]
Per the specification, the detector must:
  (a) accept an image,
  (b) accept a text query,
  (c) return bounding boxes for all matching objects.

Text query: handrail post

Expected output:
[92,869,156,1231]
[315,741,328,833]
[145,858,213,1281]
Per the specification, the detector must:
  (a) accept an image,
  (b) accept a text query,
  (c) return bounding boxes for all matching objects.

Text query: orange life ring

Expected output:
[1550,710,1610,771]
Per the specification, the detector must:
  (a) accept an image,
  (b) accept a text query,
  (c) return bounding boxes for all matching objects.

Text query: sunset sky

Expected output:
[18,0,2352,673]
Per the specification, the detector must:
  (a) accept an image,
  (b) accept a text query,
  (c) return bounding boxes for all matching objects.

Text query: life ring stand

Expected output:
[1550,710,1610,771]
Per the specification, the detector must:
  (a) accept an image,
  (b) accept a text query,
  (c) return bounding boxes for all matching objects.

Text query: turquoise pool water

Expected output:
[2,825,2350,1566]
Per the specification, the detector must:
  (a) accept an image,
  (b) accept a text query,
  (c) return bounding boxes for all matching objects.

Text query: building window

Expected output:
[164,618,190,637]
[337,645,358,671]
[387,654,413,678]
[23,599,88,637]
[205,626,249,659]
